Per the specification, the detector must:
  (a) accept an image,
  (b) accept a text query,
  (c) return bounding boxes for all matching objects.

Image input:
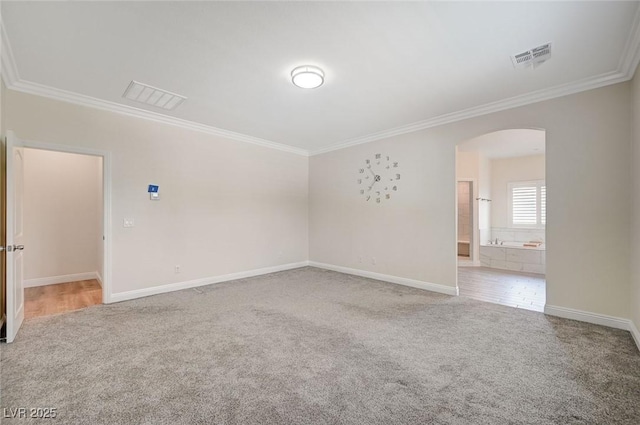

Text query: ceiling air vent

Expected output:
[122,81,186,110]
[511,43,552,69]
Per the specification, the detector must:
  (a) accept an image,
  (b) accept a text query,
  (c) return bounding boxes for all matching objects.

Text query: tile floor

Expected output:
[457,266,545,312]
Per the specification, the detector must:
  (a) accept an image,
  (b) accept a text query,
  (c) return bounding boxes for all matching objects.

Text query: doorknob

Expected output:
[6,245,24,252]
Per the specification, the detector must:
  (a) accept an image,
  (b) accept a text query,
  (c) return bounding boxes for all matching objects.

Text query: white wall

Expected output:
[631,69,640,337]
[478,153,491,240]
[310,82,631,319]
[311,130,456,290]
[491,155,546,229]
[4,89,309,297]
[456,151,479,178]
[4,80,634,325]
[23,148,102,282]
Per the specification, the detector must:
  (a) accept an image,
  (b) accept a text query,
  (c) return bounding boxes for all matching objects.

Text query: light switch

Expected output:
[123,218,135,228]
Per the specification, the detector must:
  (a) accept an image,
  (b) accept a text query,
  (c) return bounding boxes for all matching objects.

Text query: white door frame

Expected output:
[18,137,113,304]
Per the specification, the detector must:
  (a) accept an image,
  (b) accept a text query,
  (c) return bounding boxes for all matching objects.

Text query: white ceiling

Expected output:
[2,1,639,154]
[457,129,545,159]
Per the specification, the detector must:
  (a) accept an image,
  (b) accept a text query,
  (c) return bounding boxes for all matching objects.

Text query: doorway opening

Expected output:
[455,129,546,312]
[4,131,112,343]
[457,180,473,262]
[22,148,104,319]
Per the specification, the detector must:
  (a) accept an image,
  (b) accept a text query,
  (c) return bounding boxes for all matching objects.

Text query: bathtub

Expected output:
[488,241,545,250]
[480,241,545,274]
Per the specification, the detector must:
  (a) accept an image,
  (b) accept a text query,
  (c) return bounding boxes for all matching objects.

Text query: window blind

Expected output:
[509,180,545,228]
[512,186,537,225]
[541,186,546,225]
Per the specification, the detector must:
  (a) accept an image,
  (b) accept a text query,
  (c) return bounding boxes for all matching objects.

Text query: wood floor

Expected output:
[24,279,102,319]
[457,266,545,312]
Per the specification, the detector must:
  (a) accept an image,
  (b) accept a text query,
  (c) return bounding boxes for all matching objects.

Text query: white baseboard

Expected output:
[545,304,640,352]
[96,272,103,287]
[544,304,630,330]
[24,271,101,288]
[630,320,640,352]
[109,261,310,303]
[544,304,640,350]
[308,261,458,296]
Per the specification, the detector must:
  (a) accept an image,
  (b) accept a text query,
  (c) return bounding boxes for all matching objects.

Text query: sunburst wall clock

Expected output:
[357,153,400,203]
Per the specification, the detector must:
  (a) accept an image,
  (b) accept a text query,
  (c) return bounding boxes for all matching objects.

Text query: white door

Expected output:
[5,131,25,343]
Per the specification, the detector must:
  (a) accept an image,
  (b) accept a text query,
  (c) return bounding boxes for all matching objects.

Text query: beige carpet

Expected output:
[1,267,639,424]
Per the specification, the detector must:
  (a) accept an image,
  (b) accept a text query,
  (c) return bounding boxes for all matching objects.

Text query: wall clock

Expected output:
[357,153,400,203]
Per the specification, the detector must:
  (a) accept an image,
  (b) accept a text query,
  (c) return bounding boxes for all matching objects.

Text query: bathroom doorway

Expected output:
[455,129,546,312]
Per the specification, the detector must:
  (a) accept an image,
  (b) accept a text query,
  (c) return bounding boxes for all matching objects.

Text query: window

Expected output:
[508,180,546,228]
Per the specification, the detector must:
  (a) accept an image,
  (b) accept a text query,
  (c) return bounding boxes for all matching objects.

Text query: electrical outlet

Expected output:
[123,218,135,228]
[372,257,376,265]
[175,265,181,274]
[358,256,363,263]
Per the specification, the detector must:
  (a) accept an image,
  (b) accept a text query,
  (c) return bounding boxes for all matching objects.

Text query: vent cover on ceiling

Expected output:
[511,43,552,69]
[122,81,186,110]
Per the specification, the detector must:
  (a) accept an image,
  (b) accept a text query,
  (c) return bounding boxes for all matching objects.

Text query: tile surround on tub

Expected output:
[506,249,542,265]
[480,243,545,275]
[491,227,544,243]
[491,229,516,242]
[480,246,506,262]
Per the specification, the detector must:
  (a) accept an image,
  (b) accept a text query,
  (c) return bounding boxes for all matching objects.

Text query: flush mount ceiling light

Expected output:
[291,65,324,89]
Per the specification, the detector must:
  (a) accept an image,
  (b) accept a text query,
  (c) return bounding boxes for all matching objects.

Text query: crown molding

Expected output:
[618,1,640,79]
[309,69,627,156]
[7,79,309,156]
[1,18,20,86]
[0,20,308,157]
[310,6,640,156]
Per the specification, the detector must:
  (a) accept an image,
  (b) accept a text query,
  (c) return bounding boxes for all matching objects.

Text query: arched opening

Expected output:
[456,128,546,311]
